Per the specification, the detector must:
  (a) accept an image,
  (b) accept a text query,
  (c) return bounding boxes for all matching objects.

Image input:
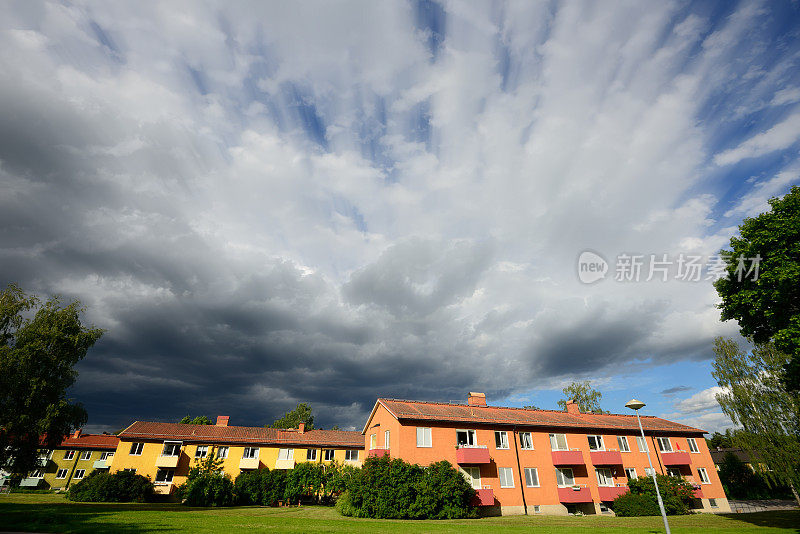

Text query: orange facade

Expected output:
[363,394,730,515]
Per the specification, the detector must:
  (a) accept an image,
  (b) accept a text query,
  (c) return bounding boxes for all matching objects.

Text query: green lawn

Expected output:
[0,494,797,533]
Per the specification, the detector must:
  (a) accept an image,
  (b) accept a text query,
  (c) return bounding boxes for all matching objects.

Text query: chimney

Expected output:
[298,423,305,434]
[467,392,487,407]
[216,416,229,427]
[72,429,81,439]
[565,400,581,414]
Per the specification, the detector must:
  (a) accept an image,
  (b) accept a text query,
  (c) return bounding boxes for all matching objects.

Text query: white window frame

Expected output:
[370,434,377,449]
[29,469,43,478]
[549,433,569,451]
[324,449,335,461]
[155,468,174,484]
[461,466,481,489]
[524,467,539,487]
[555,467,575,487]
[596,467,614,487]
[100,451,114,461]
[667,467,682,478]
[697,468,711,484]
[656,437,672,452]
[385,430,390,449]
[161,441,182,457]
[55,468,69,479]
[73,469,86,480]
[636,436,648,452]
[64,450,75,460]
[519,432,534,450]
[242,447,259,459]
[216,446,228,459]
[533,505,541,514]
[624,467,637,479]
[617,436,630,452]
[495,431,509,450]
[587,435,604,451]
[278,448,294,461]
[307,449,317,461]
[687,438,700,453]
[644,467,655,477]
[80,450,92,461]
[345,449,359,461]
[498,467,514,488]
[195,446,208,459]
[456,429,477,447]
[416,427,432,448]
[709,498,718,508]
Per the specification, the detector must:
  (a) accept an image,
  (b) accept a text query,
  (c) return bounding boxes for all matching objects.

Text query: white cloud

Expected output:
[714,112,800,166]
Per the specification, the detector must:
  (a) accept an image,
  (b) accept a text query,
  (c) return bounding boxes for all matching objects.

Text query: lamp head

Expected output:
[625,399,646,411]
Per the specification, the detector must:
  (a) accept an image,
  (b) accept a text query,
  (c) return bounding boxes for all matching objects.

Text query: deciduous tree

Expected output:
[557,381,607,413]
[271,402,314,430]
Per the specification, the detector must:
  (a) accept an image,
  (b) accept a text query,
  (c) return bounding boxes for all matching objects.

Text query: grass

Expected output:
[0,494,798,533]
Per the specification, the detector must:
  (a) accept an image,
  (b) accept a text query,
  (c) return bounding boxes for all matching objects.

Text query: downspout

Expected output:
[651,436,665,475]
[64,453,80,489]
[511,426,528,515]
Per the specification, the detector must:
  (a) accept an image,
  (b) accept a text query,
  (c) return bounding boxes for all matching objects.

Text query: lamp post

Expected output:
[626,399,670,534]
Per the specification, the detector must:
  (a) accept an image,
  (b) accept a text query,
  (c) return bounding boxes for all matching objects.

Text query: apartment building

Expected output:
[362,392,730,515]
[112,416,363,496]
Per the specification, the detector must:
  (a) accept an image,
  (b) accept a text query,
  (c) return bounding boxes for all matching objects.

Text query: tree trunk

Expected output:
[790,481,800,507]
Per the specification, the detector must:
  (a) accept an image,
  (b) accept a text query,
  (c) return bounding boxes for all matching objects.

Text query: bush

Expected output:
[234,468,288,506]
[613,474,694,516]
[66,470,154,502]
[179,472,235,507]
[718,452,791,499]
[284,462,325,504]
[612,492,661,516]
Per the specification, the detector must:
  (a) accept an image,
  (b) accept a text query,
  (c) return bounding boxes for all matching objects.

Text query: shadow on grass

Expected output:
[718,510,800,532]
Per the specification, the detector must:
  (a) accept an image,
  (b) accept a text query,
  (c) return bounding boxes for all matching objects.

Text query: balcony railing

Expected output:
[239,457,260,470]
[557,485,592,503]
[551,449,584,465]
[368,448,390,458]
[93,459,109,469]
[155,454,180,468]
[598,484,629,501]
[153,482,174,495]
[455,445,491,464]
[590,449,623,465]
[19,477,41,487]
[661,451,691,466]
[275,458,295,470]
[471,486,495,506]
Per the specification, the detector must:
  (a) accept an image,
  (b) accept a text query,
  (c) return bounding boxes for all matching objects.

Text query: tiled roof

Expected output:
[119,422,364,448]
[710,448,752,464]
[376,399,705,435]
[59,433,119,450]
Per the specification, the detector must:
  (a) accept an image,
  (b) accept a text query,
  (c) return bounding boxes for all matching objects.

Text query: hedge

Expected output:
[613,474,695,516]
[66,470,154,502]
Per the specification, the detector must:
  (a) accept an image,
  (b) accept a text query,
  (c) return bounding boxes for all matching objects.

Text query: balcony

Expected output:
[456,446,491,464]
[239,457,260,470]
[275,458,295,470]
[19,477,41,487]
[661,451,691,466]
[551,449,584,465]
[154,483,174,495]
[557,486,593,503]
[471,487,495,506]
[598,484,629,501]
[368,448,390,458]
[155,455,180,468]
[35,457,50,468]
[93,460,109,469]
[590,450,623,465]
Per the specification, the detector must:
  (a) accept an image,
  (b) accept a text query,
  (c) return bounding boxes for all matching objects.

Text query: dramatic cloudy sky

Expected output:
[2,0,799,433]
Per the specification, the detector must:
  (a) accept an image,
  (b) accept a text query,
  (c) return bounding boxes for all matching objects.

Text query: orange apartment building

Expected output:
[112,416,364,496]
[363,392,730,515]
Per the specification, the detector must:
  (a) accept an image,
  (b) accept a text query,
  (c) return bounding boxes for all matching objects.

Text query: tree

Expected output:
[523,405,541,410]
[557,381,607,413]
[271,402,314,430]
[714,186,800,389]
[0,284,103,477]
[705,429,736,449]
[179,415,213,425]
[711,337,800,505]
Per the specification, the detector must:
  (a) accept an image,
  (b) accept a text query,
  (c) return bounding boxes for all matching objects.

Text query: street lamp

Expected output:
[626,399,670,534]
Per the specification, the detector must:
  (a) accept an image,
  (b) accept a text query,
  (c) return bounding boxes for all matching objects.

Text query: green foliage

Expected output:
[623,474,695,515]
[0,284,104,476]
[712,337,800,496]
[714,186,800,389]
[233,468,288,506]
[66,470,154,502]
[178,472,235,507]
[284,462,325,504]
[718,452,789,499]
[706,429,737,449]
[611,492,661,516]
[271,403,314,430]
[557,381,607,413]
[179,415,213,425]
[340,455,476,519]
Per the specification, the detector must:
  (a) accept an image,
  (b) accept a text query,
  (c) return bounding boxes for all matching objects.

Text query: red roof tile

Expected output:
[59,433,120,450]
[119,422,364,448]
[377,399,705,435]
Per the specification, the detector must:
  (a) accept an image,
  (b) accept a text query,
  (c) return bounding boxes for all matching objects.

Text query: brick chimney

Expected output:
[72,429,81,439]
[298,423,305,434]
[467,392,487,407]
[216,416,229,427]
[565,400,581,414]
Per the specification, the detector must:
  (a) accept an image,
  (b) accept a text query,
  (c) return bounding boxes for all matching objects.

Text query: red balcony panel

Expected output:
[692,486,703,499]
[557,486,593,503]
[590,450,623,465]
[661,451,691,466]
[456,447,491,464]
[471,488,494,506]
[598,485,629,501]
[551,450,585,465]
[368,448,389,458]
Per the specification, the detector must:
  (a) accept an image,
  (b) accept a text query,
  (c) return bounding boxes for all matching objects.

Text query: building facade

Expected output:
[362,392,730,515]
[111,416,364,496]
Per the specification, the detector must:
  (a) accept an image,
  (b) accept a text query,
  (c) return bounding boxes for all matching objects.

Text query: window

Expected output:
[596,468,613,487]
[100,452,114,461]
[709,498,718,508]
[55,469,68,479]
[242,447,259,459]
[667,467,682,478]
[519,432,533,450]
[495,431,509,449]
[416,427,432,448]
[195,446,208,459]
[385,430,390,449]
[644,467,655,477]
[73,469,86,480]
[370,434,377,449]
[498,467,514,488]
[549,433,568,451]
[307,449,317,461]
[524,467,539,487]
[324,449,335,461]
[687,438,699,453]
[80,451,92,460]
[698,468,711,484]
[456,429,476,447]
[587,435,604,451]
[656,437,672,452]
[29,469,43,478]
[162,441,181,457]
[461,466,481,489]
[63,450,75,460]
[617,436,630,452]
[555,467,574,487]
[636,436,648,452]
[155,468,174,483]
[533,505,541,514]
[217,446,229,459]
[278,448,294,461]
[624,467,637,480]
[129,443,144,456]
[345,450,359,461]
[599,502,610,513]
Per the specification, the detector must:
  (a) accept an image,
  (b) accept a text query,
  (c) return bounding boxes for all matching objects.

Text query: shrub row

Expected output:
[66,470,154,502]
[612,474,696,516]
